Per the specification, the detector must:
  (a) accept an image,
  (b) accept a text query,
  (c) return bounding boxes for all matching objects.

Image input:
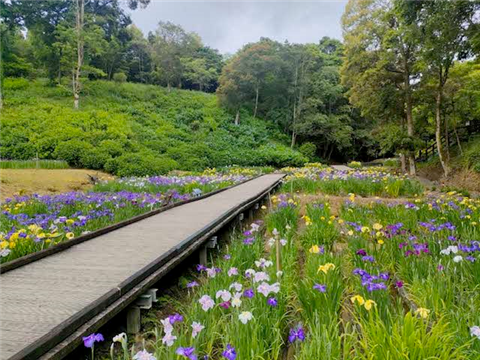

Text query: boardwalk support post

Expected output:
[199,246,207,266]
[199,236,218,265]
[148,288,158,303]
[248,203,259,221]
[127,293,153,334]
[127,307,141,334]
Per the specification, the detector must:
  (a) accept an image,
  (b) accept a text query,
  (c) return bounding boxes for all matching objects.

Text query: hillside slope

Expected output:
[1,78,306,176]
[418,135,480,193]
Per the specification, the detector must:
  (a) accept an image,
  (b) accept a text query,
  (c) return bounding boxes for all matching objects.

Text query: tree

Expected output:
[342,0,423,174]
[180,57,217,91]
[53,6,106,108]
[150,21,202,90]
[217,39,284,123]
[0,1,19,110]
[73,0,84,109]
[412,0,479,177]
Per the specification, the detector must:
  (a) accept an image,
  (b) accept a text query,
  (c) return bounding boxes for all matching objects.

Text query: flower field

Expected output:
[0,171,253,263]
[91,188,479,360]
[282,166,424,197]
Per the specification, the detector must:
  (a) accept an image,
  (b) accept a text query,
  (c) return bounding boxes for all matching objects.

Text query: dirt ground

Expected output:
[0,169,114,201]
[418,165,480,194]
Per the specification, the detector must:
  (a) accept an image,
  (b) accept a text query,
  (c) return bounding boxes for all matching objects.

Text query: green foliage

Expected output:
[1,79,305,175]
[113,72,127,83]
[54,139,93,168]
[3,77,29,90]
[298,142,317,161]
[348,161,362,168]
[463,139,480,173]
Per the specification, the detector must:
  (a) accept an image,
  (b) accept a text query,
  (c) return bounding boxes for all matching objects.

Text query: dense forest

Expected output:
[1,0,480,176]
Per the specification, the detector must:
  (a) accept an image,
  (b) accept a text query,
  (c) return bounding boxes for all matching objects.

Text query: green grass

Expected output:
[0,160,70,169]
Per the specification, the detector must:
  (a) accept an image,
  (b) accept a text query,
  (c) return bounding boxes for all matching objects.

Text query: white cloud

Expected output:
[125,1,347,54]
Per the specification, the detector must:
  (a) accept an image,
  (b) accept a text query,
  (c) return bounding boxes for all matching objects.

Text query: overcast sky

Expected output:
[126,1,347,54]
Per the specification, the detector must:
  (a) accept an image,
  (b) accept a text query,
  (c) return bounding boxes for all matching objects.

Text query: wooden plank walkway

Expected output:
[0,174,284,360]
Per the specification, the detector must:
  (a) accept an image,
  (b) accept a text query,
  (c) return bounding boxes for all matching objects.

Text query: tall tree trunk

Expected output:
[444,110,450,161]
[234,109,240,126]
[291,101,296,148]
[328,145,334,161]
[404,70,416,176]
[435,89,449,177]
[291,64,299,149]
[73,0,84,109]
[400,153,407,173]
[454,125,463,155]
[322,143,328,159]
[253,85,259,119]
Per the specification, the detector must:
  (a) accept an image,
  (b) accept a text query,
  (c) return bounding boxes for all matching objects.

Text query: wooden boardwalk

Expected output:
[0,174,284,360]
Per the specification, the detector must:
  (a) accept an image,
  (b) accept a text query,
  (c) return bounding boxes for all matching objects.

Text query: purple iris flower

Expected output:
[187,281,199,288]
[466,256,476,262]
[243,237,254,245]
[362,255,375,262]
[222,344,237,360]
[82,333,104,348]
[356,249,367,256]
[289,326,305,343]
[168,313,183,324]
[219,301,231,309]
[176,347,198,360]
[313,283,326,293]
[437,264,445,271]
[197,264,207,272]
[379,272,390,281]
[243,288,254,298]
[395,281,404,288]
[267,297,278,307]
[224,254,231,260]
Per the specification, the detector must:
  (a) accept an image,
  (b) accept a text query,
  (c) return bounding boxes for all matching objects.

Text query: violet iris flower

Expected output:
[176,347,197,360]
[187,281,199,288]
[168,313,183,324]
[197,264,207,272]
[222,344,237,360]
[289,326,305,343]
[313,283,326,293]
[243,288,254,298]
[82,333,104,348]
[267,297,278,307]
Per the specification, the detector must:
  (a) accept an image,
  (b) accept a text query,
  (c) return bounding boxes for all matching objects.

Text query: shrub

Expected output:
[3,77,30,90]
[55,140,93,167]
[383,158,400,168]
[113,72,127,83]
[348,161,362,168]
[257,143,308,167]
[99,140,124,157]
[105,152,178,176]
[299,142,317,161]
[81,149,111,170]
[463,141,480,173]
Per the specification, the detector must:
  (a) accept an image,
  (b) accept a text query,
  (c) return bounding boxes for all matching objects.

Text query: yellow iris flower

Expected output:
[415,307,430,319]
[350,295,365,305]
[318,263,336,274]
